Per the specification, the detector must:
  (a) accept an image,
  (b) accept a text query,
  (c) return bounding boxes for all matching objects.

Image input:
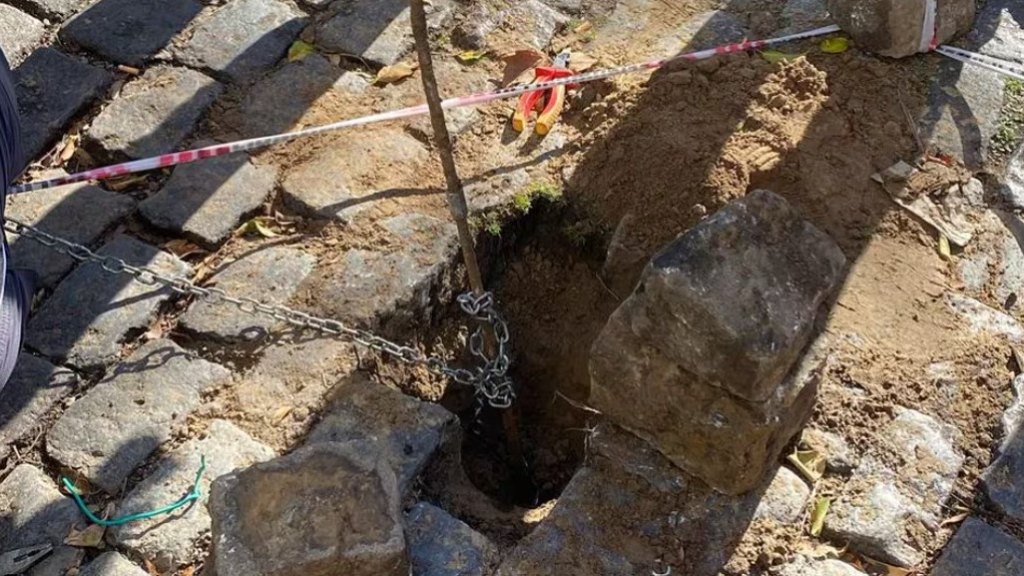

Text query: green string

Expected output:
[62,456,207,527]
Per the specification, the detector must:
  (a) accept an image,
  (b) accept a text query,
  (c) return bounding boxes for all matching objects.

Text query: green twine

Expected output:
[62,456,207,527]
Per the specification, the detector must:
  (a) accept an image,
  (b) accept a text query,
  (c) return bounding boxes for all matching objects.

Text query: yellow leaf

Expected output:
[65,524,106,548]
[938,235,951,260]
[144,559,160,576]
[59,135,79,163]
[940,511,970,527]
[810,497,830,537]
[244,218,278,238]
[574,21,593,34]
[376,62,417,84]
[287,40,316,62]
[457,50,487,63]
[788,449,827,482]
[500,49,545,86]
[820,37,851,54]
[163,239,206,259]
[272,405,294,424]
[761,50,802,63]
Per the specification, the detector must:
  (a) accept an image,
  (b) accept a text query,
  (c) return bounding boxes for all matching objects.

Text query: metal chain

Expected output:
[4,218,516,408]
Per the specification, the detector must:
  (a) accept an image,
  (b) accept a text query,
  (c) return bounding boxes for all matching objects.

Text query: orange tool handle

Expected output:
[535,84,566,135]
[512,88,546,133]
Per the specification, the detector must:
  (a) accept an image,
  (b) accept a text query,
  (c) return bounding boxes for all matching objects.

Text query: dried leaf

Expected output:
[65,524,106,548]
[106,173,148,191]
[569,51,598,72]
[939,511,970,527]
[117,64,141,75]
[376,62,417,84]
[272,405,294,424]
[144,558,160,576]
[163,239,206,259]
[59,135,79,163]
[501,49,545,86]
[788,449,827,482]
[761,50,802,63]
[179,566,196,576]
[860,556,916,576]
[820,37,851,54]
[810,497,830,537]
[574,21,593,34]
[457,50,487,63]
[938,235,951,260]
[288,40,316,62]
[243,218,278,238]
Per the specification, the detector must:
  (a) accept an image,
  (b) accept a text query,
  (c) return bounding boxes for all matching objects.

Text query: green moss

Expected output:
[512,191,534,214]
[993,78,1024,158]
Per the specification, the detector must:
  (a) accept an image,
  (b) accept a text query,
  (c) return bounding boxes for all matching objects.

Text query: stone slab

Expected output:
[307,376,459,493]
[824,408,963,567]
[139,152,277,247]
[13,0,89,20]
[930,517,1024,576]
[237,53,368,139]
[1004,145,1024,211]
[27,546,84,576]
[79,553,147,576]
[60,0,203,66]
[85,66,222,161]
[506,0,568,51]
[14,48,111,166]
[316,0,453,66]
[946,292,1024,342]
[662,10,749,54]
[0,464,81,550]
[0,5,45,64]
[45,339,231,493]
[26,235,191,369]
[179,247,316,342]
[0,354,78,460]
[110,420,275,572]
[209,442,408,576]
[282,128,430,223]
[827,0,975,59]
[800,427,857,474]
[7,178,136,288]
[777,557,865,576]
[171,0,306,82]
[296,212,458,332]
[982,418,1024,522]
[405,502,497,576]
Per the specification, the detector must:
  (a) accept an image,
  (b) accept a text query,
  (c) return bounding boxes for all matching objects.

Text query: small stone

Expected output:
[779,0,831,34]
[26,235,191,369]
[296,212,458,331]
[1006,144,1024,211]
[506,0,569,51]
[930,517,1024,576]
[754,467,811,523]
[282,128,430,223]
[827,0,975,58]
[958,253,990,292]
[171,0,307,82]
[825,408,963,567]
[45,339,231,494]
[466,167,530,214]
[60,0,202,66]
[800,428,858,474]
[237,53,368,138]
[0,5,46,64]
[981,405,1024,522]
[0,464,81,550]
[307,376,459,493]
[78,553,148,576]
[110,420,275,572]
[997,233,1024,305]
[543,0,581,14]
[14,48,111,165]
[453,2,504,49]
[8,179,136,288]
[405,503,498,576]
[27,546,84,576]
[946,292,1024,342]
[776,556,865,576]
[85,66,223,161]
[600,213,647,300]
[999,374,1024,448]
[139,152,277,247]
[15,0,89,20]
[179,247,316,342]
[209,443,409,576]
[0,354,78,460]
[316,0,454,66]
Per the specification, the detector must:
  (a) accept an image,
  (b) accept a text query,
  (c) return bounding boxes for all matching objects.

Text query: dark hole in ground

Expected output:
[441,198,620,508]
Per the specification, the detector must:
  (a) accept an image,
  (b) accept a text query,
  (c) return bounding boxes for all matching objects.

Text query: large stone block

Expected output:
[209,442,409,576]
[0,354,78,460]
[405,503,498,576]
[316,0,453,66]
[0,5,45,64]
[589,190,845,494]
[0,464,81,550]
[60,0,203,66]
[826,0,975,58]
[78,553,147,576]
[930,517,1024,576]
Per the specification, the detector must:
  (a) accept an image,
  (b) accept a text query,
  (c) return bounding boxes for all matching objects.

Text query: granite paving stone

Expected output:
[930,517,1024,576]
[14,48,111,166]
[982,421,1024,521]
[171,0,306,82]
[316,0,454,66]
[78,553,148,576]
[60,0,202,66]
[0,5,45,64]
[110,420,275,572]
[179,247,316,342]
[282,128,431,223]
[0,354,78,460]
[506,0,568,51]
[26,235,191,369]
[85,66,223,160]
[0,464,82,550]
[45,339,232,494]
[15,0,90,20]
[27,546,85,576]
[777,557,865,576]
[237,53,368,138]
[405,502,498,576]
[139,151,277,246]
[7,177,136,288]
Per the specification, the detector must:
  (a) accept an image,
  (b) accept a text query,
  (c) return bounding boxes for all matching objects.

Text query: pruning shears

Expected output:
[0,544,52,575]
[512,52,575,136]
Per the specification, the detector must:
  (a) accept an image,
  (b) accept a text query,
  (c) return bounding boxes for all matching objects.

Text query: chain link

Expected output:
[4,218,516,408]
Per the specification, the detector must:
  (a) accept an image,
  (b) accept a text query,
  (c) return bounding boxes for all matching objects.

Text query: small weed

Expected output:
[528,181,563,204]
[562,222,589,247]
[992,78,1024,158]
[484,214,503,236]
[512,191,534,214]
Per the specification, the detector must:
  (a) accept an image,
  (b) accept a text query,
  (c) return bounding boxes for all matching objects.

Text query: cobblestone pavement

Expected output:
[0,0,1022,575]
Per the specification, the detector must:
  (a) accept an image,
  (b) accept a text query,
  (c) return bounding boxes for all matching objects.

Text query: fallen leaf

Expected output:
[243,218,278,238]
[939,511,970,527]
[65,524,106,548]
[820,37,851,54]
[117,64,141,75]
[569,51,598,72]
[810,497,830,537]
[272,405,294,424]
[788,449,827,482]
[574,21,593,34]
[457,50,487,63]
[938,235,951,260]
[106,173,149,191]
[59,135,79,163]
[501,49,545,86]
[761,50,803,63]
[288,40,316,62]
[144,558,160,576]
[376,62,417,84]
[163,239,206,259]
[179,566,196,576]
[860,555,916,576]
